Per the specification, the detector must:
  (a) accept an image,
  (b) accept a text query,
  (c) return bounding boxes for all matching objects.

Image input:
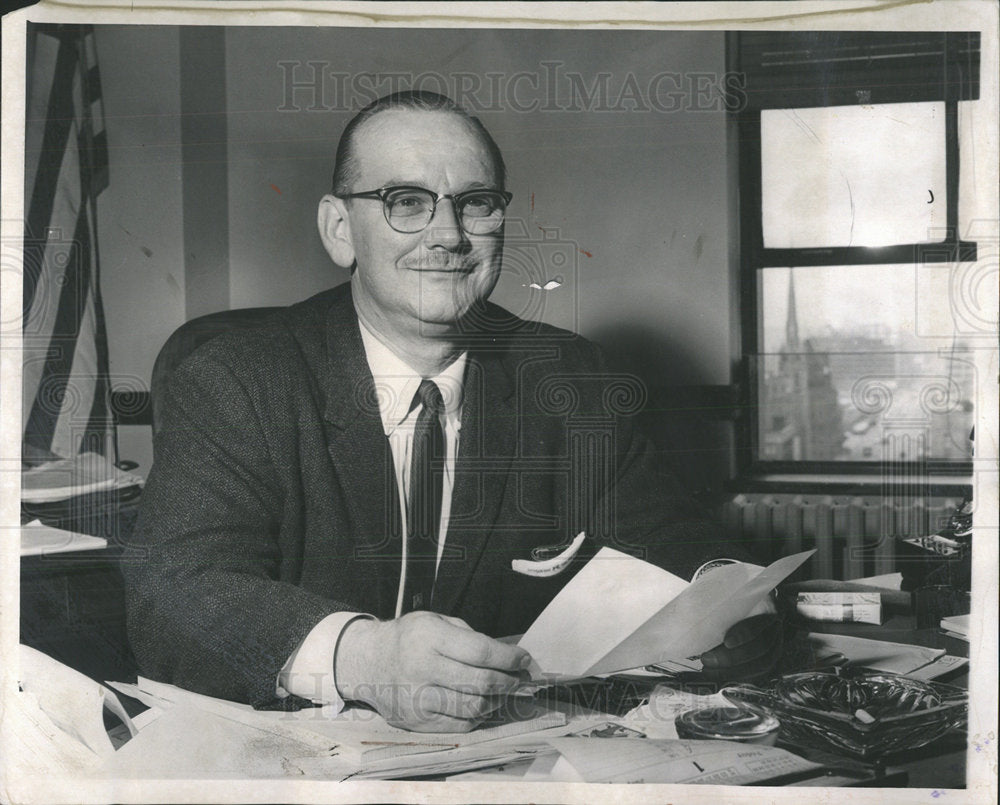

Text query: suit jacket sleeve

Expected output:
[121,346,343,708]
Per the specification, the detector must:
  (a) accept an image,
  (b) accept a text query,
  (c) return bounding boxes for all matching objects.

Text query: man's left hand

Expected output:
[698,608,783,683]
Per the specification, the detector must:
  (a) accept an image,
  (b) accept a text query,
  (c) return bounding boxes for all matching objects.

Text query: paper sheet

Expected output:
[621,686,732,739]
[545,738,823,784]
[517,547,690,678]
[20,520,108,556]
[100,704,326,779]
[110,677,578,780]
[17,645,135,760]
[805,632,946,675]
[520,548,814,677]
[21,451,143,503]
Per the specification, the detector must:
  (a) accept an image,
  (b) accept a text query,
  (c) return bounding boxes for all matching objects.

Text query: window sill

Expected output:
[729,473,972,497]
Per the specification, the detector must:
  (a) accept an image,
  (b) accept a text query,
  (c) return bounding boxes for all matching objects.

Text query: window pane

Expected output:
[761,102,947,249]
[758,266,974,461]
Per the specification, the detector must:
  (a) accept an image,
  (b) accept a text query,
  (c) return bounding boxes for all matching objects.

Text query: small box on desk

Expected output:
[796,592,884,624]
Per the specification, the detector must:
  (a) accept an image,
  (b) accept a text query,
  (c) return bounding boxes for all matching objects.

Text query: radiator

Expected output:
[721,492,964,581]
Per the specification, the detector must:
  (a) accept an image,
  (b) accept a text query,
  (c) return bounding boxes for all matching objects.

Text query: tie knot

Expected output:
[415,378,444,415]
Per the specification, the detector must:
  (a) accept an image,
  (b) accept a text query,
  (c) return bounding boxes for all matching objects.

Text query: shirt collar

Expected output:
[358,318,466,435]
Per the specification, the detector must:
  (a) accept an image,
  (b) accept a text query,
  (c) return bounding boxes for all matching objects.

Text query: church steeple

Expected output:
[786,268,800,350]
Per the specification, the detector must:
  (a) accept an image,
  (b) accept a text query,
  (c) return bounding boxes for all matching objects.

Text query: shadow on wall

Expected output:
[591,322,734,504]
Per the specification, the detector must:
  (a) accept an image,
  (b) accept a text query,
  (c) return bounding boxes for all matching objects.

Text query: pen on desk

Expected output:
[360,740,460,748]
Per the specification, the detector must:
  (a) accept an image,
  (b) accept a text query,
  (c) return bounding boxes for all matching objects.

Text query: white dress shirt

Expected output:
[276,319,465,710]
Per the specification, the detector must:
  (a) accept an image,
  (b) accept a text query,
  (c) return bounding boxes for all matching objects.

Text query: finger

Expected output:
[748,595,778,617]
[700,648,781,682]
[402,685,480,724]
[436,628,531,672]
[440,614,473,630]
[723,613,780,649]
[432,656,526,695]
[408,685,503,722]
[387,711,480,734]
[433,690,502,721]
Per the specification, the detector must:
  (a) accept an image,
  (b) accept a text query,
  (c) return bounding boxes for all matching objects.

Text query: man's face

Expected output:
[340,109,505,335]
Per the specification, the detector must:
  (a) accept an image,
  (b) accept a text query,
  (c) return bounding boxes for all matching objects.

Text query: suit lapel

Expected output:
[320,288,402,618]
[432,343,517,616]
[317,288,520,619]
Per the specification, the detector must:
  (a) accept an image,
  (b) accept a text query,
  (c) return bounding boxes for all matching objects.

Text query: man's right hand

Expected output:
[333,611,532,732]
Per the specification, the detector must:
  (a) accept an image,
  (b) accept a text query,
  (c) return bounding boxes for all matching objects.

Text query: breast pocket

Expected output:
[511,531,586,577]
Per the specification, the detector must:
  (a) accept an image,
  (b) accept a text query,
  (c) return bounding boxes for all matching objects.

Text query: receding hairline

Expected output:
[332,101,506,195]
[353,109,498,181]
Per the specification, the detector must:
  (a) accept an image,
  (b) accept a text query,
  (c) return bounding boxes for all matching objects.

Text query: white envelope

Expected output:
[519,548,814,677]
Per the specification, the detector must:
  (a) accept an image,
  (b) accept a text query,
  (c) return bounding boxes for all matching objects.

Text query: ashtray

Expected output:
[675,704,780,745]
[721,669,967,759]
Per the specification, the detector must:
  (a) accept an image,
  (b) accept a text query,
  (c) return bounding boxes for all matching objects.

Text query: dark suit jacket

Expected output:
[123,283,745,707]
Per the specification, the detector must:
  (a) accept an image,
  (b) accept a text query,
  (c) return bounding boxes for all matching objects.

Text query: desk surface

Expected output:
[774,614,970,788]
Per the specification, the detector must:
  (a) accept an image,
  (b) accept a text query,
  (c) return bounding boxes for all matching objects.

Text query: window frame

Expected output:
[730,32,979,482]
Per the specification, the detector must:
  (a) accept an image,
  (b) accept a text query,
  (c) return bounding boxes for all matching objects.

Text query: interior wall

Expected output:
[95,26,736,480]
[224,28,734,388]
[95,26,185,475]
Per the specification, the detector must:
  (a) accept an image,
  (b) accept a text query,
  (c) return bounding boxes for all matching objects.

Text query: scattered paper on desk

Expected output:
[21,451,143,503]
[359,712,567,762]
[20,520,108,556]
[940,614,970,638]
[113,677,339,751]
[852,571,903,590]
[622,686,730,739]
[904,653,969,680]
[805,633,945,675]
[16,645,135,766]
[544,737,823,784]
[101,704,325,779]
[112,676,578,781]
[519,548,814,677]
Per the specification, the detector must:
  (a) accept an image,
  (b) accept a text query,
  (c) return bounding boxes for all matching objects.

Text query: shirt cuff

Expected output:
[277,612,373,710]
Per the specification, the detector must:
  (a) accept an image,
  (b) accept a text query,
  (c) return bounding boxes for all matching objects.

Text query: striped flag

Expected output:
[22,24,111,464]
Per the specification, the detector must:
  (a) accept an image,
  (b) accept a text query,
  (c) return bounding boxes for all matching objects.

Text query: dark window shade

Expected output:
[733,32,980,108]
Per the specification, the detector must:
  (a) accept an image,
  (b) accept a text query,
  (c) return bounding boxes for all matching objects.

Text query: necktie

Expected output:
[402,379,445,613]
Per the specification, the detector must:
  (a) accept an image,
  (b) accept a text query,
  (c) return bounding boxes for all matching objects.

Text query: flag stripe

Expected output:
[23,29,78,317]
[22,23,111,460]
[24,198,93,454]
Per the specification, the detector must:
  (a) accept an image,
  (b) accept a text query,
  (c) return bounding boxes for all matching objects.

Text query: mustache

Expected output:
[401,257,478,272]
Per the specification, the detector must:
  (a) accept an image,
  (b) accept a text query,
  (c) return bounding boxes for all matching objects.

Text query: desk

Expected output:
[96,615,970,788]
[16,580,970,790]
[19,488,141,686]
[532,613,969,788]
[804,614,969,789]
[20,546,138,685]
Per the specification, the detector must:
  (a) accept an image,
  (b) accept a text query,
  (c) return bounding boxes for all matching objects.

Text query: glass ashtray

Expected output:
[721,669,967,759]
[675,704,781,745]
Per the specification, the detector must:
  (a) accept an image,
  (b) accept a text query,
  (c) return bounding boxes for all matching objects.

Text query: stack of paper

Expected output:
[539,737,824,784]
[106,677,582,781]
[10,645,139,775]
[21,452,143,503]
[805,632,967,679]
[940,614,970,641]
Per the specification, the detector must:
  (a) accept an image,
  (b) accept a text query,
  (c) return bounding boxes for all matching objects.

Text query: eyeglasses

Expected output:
[339,185,513,235]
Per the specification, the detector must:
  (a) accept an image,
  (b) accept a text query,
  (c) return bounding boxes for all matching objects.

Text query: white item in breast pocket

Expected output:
[511,531,586,577]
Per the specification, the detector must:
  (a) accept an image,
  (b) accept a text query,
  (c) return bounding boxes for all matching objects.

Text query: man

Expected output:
[123,91,778,733]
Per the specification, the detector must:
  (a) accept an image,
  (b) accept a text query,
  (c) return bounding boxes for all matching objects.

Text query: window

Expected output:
[731,32,980,474]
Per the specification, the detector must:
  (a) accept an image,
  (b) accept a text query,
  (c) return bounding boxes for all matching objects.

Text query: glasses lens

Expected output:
[459,191,507,234]
[384,188,435,232]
